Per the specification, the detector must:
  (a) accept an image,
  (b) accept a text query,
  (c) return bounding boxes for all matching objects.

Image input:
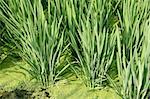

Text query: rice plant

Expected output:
[0,0,70,87]
[113,0,150,98]
[68,0,117,88]
[115,20,150,99]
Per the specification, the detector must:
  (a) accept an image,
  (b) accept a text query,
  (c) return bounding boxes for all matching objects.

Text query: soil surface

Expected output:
[0,89,33,99]
[0,88,52,99]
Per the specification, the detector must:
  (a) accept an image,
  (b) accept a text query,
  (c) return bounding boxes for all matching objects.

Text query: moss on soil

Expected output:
[0,57,121,99]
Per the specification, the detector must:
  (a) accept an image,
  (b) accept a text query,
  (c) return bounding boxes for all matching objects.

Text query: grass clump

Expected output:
[0,0,70,87]
[113,0,150,98]
[68,0,117,88]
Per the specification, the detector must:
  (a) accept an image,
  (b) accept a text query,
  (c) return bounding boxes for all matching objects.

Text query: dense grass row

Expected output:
[0,0,150,98]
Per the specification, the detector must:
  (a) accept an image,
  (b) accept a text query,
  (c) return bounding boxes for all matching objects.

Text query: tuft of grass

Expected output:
[115,22,150,99]
[68,0,116,88]
[113,0,150,98]
[0,0,70,87]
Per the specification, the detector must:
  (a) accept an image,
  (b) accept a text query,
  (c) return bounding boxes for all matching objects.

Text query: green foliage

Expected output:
[0,20,19,64]
[0,0,70,87]
[0,22,8,64]
[64,0,120,88]
[0,0,149,99]
[113,0,150,98]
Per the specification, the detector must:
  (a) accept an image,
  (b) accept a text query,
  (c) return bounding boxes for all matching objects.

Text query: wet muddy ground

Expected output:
[0,88,52,99]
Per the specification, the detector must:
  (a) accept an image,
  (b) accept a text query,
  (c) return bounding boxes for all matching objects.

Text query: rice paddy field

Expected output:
[0,0,150,99]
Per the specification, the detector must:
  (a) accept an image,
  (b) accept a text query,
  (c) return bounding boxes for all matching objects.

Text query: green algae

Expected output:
[0,58,121,99]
